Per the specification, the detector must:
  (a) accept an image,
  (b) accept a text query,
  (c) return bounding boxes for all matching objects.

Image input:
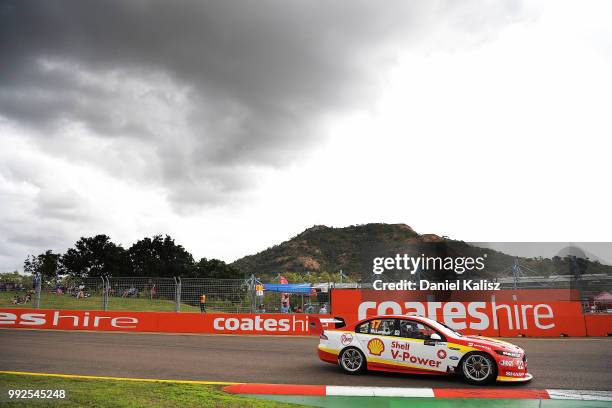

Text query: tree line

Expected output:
[23,234,242,281]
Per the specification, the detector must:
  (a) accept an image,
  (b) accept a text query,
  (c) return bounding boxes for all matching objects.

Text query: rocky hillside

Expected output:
[231,223,612,283]
[231,223,450,279]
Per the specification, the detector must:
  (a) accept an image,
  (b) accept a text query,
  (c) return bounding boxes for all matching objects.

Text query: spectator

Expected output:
[199,294,207,313]
[295,306,303,313]
[123,286,138,298]
[281,293,290,313]
[319,303,328,314]
[76,285,85,299]
[305,303,314,314]
[150,284,157,299]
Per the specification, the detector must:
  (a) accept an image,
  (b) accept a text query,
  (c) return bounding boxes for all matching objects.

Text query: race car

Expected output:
[317,314,532,384]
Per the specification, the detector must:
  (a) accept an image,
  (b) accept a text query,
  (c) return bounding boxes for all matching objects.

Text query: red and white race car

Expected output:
[317,314,532,384]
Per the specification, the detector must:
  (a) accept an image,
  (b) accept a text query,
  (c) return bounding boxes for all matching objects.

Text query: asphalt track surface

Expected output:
[1,329,611,391]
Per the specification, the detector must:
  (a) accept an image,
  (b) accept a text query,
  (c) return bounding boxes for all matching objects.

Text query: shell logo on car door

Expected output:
[366,338,385,355]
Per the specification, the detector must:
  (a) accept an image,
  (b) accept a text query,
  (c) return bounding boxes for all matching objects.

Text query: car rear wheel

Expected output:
[461,353,496,384]
[339,347,366,374]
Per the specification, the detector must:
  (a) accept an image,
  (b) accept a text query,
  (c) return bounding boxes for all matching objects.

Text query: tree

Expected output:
[61,235,130,278]
[0,271,32,288]
[24,250,61,282]
[190,258,243,279]
[128,235,194,277]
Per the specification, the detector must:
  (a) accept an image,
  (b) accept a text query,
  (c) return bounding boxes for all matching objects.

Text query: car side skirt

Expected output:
[367,361,447,376]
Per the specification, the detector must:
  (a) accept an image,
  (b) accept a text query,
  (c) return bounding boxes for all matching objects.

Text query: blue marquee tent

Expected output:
[263,283,313,294]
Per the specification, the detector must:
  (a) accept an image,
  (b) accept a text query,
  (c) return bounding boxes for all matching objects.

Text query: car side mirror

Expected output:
[430,333,442,341]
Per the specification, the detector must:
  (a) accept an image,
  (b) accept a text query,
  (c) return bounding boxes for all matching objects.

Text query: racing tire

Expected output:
[460,352,497,384]
[338,347,367,375]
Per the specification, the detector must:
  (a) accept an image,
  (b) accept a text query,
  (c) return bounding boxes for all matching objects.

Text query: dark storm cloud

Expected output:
[0,0,527,208]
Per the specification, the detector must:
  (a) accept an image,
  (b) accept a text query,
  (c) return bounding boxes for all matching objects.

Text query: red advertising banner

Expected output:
[2,297,609,337]
[331,289,591,337]
[584,314,612,336]
[0,309,325,336]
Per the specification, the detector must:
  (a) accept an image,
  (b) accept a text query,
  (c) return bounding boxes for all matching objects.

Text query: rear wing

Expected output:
[309,316,346,335]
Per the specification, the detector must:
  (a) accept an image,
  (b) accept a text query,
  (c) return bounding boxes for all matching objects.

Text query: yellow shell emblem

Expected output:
[367,338,385,356]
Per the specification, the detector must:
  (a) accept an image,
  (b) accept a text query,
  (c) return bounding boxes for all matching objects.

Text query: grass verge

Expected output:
[0,292,201,312]
[0,373,305,407]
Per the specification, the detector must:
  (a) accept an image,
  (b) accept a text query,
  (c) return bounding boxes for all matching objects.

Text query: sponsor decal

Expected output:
[505,371,525,377]
[390,341,410,350]
[500,360,514,367]
[356,300,556,331]
[437,349,447,359]
[212,315,308,332]
[367,338,385,356]
[340,333,353,346]
[0,311,137,329]
[390,350,442,367]
[389,340,442,367]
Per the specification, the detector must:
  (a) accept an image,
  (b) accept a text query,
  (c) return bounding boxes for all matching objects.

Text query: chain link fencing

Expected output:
[1,273,609,313]
[0,275,334,313]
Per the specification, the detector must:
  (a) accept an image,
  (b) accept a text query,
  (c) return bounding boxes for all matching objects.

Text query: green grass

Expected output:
[0,292,201,312]
[0,373,305,407]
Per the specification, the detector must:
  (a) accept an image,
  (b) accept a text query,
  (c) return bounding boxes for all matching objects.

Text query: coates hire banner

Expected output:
[1,295,610,337]
[331,289,611,337]
[0,309,326,336]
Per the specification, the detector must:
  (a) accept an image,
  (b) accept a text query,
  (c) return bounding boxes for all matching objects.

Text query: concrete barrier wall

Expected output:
[331,289,610,337]
[1,305,610,337]
[0,309,326,335]
[584,314,612,336]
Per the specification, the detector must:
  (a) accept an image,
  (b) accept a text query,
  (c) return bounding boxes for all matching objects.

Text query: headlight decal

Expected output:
[495,350,521,359]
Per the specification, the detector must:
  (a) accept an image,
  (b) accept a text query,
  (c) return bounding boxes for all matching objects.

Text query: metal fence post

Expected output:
[250,274,257,313]
[328,284,332,315]
[101,276,105,310]
[33,273,41,309]
[106,276,110,310]
[101,276,109,311]
[174,277,181,312]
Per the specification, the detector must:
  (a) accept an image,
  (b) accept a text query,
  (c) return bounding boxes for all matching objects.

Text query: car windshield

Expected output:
[426,319,463,337]
[439,322,463,337]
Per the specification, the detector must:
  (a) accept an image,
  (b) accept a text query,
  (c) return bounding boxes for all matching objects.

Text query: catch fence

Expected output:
[1,275,331,313]
[2,273,609,314]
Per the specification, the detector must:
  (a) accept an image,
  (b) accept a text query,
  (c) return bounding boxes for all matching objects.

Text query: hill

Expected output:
[230,223,612,283]
[231,223,468,280]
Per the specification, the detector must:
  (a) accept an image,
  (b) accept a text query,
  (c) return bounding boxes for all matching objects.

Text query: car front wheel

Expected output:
[339,347,366,374]
[461,352,496,384]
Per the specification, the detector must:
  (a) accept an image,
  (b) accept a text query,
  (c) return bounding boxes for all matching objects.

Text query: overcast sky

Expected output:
[1,0,611,271]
